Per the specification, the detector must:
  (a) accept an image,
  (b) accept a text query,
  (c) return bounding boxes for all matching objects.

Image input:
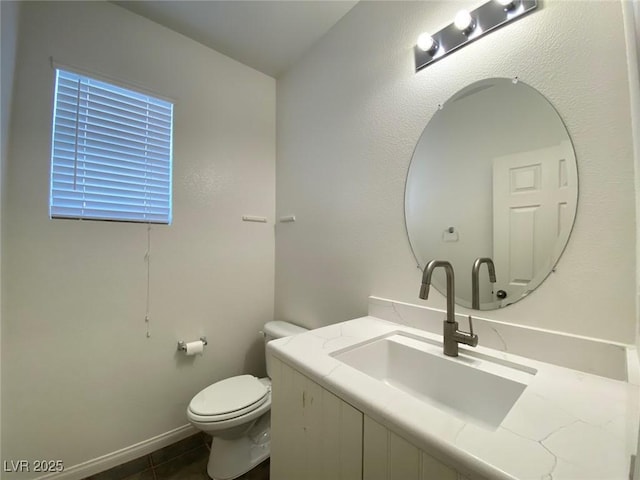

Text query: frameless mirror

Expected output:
[405,78,578,310]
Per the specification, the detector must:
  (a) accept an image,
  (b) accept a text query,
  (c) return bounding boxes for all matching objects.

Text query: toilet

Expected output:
[187,321,308,480]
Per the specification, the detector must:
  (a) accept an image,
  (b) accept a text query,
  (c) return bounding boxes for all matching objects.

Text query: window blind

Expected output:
[50,68,173,224]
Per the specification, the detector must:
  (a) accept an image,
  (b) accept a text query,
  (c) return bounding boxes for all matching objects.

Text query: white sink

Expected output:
[331,332,537,429]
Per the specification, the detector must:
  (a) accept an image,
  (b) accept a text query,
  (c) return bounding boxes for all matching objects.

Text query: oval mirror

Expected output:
[405,78,578,310]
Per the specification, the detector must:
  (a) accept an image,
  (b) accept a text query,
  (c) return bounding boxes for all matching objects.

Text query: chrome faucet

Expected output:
[471,257,496,310]
[420,260,478,357]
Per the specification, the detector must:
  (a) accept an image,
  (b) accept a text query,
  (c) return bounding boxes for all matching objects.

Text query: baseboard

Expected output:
[34,424,199,480]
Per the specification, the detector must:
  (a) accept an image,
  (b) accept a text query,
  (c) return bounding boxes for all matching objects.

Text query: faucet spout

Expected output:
[420,260,455,324]
[471,257,496,310]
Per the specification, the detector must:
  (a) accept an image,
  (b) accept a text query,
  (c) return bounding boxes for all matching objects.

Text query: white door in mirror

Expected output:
[492,142,576,305]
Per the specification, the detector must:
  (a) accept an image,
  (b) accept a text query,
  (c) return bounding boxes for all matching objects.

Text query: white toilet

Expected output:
[187,321,308,480]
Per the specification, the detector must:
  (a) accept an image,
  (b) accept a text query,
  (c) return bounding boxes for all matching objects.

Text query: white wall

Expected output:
[1,0,22,467]
[2,1,275,475]
[276,0,636,343]
[625,0,640,359]
[636,0,640,70]
[624,0,640,351]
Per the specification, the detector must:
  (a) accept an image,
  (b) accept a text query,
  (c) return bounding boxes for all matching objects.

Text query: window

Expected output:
[50,68,173,224]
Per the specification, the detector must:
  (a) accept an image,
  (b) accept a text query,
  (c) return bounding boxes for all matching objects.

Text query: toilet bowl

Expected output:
[187,321,307,480]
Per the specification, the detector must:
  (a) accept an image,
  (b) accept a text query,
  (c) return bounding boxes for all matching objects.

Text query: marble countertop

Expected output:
[268,315,639,480]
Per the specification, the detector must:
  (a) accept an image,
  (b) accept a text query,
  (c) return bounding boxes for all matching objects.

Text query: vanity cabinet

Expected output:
[270,357,363,479]
[270,358,476,480]
[363,415,474,480]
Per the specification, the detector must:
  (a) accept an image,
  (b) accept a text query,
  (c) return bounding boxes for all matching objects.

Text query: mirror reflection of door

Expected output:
[492,142,576,306]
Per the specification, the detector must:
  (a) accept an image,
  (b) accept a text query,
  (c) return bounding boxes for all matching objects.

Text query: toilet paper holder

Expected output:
[177,337,208,352]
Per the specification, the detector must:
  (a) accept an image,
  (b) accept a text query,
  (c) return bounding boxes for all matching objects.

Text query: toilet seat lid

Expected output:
[189,375,268,416]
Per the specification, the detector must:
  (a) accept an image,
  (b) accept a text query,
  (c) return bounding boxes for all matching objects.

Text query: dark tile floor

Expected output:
[82,433,269,480]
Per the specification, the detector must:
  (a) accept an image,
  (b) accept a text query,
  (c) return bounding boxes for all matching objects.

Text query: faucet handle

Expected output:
[456,315,478,348]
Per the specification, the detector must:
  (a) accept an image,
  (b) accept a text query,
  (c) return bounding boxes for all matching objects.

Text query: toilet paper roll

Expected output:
[185,340,205,356]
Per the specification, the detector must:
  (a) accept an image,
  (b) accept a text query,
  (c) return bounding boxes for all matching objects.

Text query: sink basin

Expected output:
[331,332,537,429]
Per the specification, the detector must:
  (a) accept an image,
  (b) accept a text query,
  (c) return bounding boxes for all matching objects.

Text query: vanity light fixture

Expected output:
[415,0,537,72]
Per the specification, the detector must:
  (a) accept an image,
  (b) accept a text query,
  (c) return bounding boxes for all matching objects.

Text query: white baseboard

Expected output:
[34,424,199,480]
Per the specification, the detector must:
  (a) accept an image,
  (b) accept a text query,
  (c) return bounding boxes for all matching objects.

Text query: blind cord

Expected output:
[145,224,151,338]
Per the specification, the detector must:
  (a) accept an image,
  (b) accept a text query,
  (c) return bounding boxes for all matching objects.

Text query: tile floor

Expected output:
[82,433,269,480]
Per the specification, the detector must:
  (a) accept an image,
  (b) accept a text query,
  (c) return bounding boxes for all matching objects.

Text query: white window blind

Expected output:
[50,68,173,224]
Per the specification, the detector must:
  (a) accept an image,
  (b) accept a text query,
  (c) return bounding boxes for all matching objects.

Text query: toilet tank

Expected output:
[264,321,308,377]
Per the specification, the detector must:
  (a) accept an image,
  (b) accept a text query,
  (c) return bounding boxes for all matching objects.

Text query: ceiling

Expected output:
[113,1,359,78]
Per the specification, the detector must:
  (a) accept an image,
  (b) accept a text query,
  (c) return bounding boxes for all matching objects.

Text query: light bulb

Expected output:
[417,33,438,54]
[454,10,475,33]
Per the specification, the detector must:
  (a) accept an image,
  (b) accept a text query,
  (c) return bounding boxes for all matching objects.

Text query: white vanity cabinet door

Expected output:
[363,415,458,480]
[271,357,482,480]
[270,357,363,480]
